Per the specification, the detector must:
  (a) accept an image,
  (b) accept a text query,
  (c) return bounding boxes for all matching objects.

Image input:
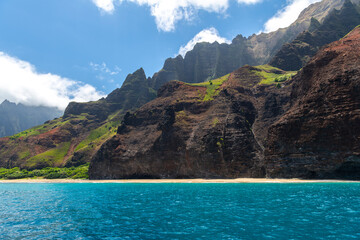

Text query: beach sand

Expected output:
[0,178,358,183]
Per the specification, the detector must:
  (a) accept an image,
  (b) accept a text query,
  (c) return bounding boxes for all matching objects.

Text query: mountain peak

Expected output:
[1,99,15,106]
[122,67,147,87]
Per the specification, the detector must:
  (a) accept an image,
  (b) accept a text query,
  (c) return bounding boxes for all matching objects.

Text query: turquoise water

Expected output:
[1,183,359,239]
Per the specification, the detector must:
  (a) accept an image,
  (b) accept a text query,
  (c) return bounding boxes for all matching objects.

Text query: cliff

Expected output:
[1,0,360,180]
[88,66,295,179]
[270,0,360,71]
[265,26,360,179]
[151,0,359,88]
[89,26,360,179]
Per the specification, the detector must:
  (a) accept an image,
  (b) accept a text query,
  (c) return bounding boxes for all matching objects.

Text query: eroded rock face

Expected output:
[89,79,267,179]
[265,26,360,179]
[90,26,360,180]
[64,68,157,121]
[269,0,360,71]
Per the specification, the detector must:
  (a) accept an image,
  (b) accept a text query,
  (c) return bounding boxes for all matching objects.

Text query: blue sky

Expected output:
[0,0,320,109]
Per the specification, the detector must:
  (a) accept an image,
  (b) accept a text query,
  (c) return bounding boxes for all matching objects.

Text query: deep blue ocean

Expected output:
[0,183,359,240]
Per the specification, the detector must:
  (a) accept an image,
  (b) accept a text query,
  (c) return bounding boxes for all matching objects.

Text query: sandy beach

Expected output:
[0,178,358,183]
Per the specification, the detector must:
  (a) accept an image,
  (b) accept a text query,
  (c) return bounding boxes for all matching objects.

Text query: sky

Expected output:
[0,0,321,110]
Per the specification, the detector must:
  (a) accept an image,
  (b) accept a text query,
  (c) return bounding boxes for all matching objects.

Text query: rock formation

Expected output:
[265,26,360,179]
[270,0,360,71]
[89,26,360,179]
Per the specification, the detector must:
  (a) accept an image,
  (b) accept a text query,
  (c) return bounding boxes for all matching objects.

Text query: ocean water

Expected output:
[0,183,359,240]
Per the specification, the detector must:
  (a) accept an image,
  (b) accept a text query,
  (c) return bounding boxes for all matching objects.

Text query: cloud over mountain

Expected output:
[263,0,321,33]
[92,0,262,31]
[0,52,105,110]
[178,27,231,56]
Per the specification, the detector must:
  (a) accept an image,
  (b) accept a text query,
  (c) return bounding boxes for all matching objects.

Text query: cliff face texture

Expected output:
[89,81,260,179]
[265,26,360,179]
[88,66,294,179]
[150,0,356,89]
[150,37,257,90]
[270,0,360,71]
[89,26,360,179]
[64,68,156,121]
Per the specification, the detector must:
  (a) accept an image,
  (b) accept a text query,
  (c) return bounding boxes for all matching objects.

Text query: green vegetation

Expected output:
[75,124,116,151]
[11,127,41,139]
[75,111,121,152]
[10,113,89,139]
[26,142,71,168]
[341,24,360,39]
[18,150,30,160]
[189,74,230,101]
[212,118,220,127]
[0,164,89,179]
[175,111,189,126]
[252,65,297,85]
[216,137,225,151]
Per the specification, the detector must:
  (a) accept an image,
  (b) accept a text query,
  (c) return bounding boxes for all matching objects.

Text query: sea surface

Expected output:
[0,183,359,240]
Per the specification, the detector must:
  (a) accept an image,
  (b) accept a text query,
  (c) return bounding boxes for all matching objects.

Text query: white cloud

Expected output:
[90,62,121,75]
[263,0,321,33]
[0,52,105,110]
[178,27,231,56]
[92,0,115,13]
[93,0,262,32]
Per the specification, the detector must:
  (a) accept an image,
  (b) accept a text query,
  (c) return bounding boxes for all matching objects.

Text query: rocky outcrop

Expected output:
[150,0,359,88]
[269,0,360,71]
[64,68,156,121]
[265,26,360,179]
[150,37,256,89]
[88,65,295,179]
[89,79,262,179]
[89,26,360,180]
[2,0,360,180]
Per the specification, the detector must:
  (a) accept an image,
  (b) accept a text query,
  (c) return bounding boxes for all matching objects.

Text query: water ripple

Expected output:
[0,183,359,239]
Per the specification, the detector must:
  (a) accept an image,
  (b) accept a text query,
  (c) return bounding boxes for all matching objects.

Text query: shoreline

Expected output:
[0,178,359,183]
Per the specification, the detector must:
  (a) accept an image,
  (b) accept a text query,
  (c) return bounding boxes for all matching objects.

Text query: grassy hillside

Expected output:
[0,68,157,171]
[0,108,123,170]
[251,65,297,85]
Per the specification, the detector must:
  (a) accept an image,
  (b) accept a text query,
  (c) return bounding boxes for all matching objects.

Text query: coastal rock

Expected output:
[89,66,294,179]
[90,26,360,180]
[89,79,264,179]
[265,26,360,179]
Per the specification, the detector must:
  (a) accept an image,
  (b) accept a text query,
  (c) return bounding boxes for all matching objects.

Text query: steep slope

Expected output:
[89,25,360,180]
[0,100,62,137]
[1,0,359,177]
[64,68,156,120]
[150,37,256,89]
[89,66,295,179]
[150,0,358,89]
[265,26,360,179]
[270,0,360,70]
[0,68,156,169]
